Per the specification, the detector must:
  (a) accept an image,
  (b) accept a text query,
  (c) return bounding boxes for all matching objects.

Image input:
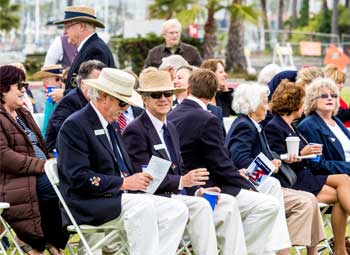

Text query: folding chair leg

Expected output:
[0,216,24,255]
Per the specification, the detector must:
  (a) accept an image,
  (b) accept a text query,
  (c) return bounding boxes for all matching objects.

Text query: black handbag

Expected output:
[270,151,297,188]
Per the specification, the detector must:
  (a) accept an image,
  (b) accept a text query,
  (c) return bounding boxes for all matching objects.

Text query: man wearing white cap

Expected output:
[57,68,188,255]
[123,67,247,255]
[55,6,115,94]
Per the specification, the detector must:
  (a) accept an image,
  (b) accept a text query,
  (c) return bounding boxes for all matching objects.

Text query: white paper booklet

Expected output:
[142,155,171,194]
[246,152,276,186]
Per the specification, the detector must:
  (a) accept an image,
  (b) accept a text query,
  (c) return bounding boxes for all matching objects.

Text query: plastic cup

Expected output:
[285,136,300,156]
[47,86,58,103]
[203,191,219,211]
[309,143,323,162]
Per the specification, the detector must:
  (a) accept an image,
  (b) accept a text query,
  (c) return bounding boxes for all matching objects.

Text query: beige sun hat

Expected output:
[32,64,63,80]
[54,6,105,28]
[137,67,186,94]
[83,68,142,107]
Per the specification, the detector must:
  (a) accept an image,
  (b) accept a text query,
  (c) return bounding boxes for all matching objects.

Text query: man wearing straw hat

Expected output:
[123,67,247,255]
[57,68,188,255]
[55,6,115,95]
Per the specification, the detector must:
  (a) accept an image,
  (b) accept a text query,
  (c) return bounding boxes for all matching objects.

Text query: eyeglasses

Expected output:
[17,82,29,90]
[118,99,129,107]
[146,91,174,99]
[64,22,80,30]
[315,93,338,100]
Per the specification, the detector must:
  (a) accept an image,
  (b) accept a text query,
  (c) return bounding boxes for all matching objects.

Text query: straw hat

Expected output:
[83,68,142,107]
[54,6,105,28]
[137,67,186,94]
[32,64,63,80]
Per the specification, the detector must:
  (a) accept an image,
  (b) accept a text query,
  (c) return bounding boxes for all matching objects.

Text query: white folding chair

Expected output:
[293,202,333,255]
[45,159,128,255]
[0,203,24,255]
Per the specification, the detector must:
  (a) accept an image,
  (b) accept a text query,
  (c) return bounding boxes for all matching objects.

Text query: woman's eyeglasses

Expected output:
[17,82,29,90]
[315,93,338,100]
[146,91,174,99]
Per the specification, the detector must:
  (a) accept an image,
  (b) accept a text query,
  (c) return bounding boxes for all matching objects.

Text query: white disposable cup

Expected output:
[285,136,300,156]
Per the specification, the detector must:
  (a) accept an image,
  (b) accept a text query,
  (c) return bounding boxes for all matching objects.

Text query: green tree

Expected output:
[331,0,339,43]
[225,0,259,73]
[260,0,271,49]
[0,0,20,32]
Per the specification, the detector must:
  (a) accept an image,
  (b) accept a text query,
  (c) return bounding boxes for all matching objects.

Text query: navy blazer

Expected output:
[45,88,88,152]
[57,103,132,226]
[65,33,115,93]
[168,99,255,196]
[298,112,350,175]
[123,112,182,194]
[130,105,144,119]
[225,114,271,168]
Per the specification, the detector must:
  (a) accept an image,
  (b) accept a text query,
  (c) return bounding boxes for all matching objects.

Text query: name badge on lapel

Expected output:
[94,129,105,136]
[154,144,166,151]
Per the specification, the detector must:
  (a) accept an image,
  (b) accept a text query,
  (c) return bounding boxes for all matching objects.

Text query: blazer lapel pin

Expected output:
[94,129,105,136]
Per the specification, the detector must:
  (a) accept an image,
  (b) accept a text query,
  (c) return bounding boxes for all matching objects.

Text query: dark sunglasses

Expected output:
[118,99,129,107]
[147,91,174,99]
[17,82,29,90]
[315,93,338,100]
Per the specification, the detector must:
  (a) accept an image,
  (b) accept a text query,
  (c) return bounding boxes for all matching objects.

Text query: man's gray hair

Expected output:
[159,55,189,71]
[161,18,182,35]
[257,64,282,85]
[232,83,270,114]
[76,60,106,86]
[88,86,104,102]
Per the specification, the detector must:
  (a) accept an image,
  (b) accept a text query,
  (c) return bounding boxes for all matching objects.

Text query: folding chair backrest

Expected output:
[44,159,84,237]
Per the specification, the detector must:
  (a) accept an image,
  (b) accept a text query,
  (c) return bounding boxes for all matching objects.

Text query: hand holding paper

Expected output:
[246,153,276,186]
[142,156,172,194]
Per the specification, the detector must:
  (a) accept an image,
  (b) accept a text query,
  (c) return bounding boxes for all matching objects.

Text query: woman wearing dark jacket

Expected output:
[200,59,235,117]
[265,79,350,255]
[0,65,68,255]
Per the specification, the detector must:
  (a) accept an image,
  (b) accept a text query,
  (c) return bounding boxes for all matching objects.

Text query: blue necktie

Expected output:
[107,124,129,176]
[162,124,180,174]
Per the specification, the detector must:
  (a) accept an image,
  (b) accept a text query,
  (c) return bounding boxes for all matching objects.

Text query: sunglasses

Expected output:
[315,93,338,100]
[17,82,29,90]
[118,99,129,107]
[146,91,174,99]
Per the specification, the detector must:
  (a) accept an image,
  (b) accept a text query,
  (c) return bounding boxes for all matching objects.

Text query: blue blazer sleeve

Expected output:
[226,121,257,169]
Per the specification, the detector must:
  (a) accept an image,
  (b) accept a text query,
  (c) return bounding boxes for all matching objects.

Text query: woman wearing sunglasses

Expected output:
[0,65,68,255]
[298,77,350,176]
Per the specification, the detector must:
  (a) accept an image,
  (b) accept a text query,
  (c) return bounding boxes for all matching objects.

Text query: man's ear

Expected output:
[186,86,191,96]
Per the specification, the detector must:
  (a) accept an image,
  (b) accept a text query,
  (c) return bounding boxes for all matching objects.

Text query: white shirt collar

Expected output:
[146,109,166,132]
[90,101,109,129]
[248,116,262,132]
[77,32,95,52]
[187,95,207,110]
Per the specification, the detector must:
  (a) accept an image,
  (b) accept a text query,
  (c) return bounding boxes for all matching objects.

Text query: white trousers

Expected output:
[258,177,291,254]
[79,193,188,255]
[235,188,280,255]
[172,193,247,255]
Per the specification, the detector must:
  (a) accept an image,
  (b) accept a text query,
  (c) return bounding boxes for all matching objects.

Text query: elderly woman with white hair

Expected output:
[144,18,202,68]
[225,83,326,255]
[299,77,350,175]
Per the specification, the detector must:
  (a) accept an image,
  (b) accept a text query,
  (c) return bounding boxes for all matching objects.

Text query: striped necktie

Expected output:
[117,112,127,133]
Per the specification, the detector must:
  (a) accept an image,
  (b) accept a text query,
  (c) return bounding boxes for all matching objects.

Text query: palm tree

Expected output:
[278,0,284,30]
[67,0,73,6]
[260,0,271,49]
[148,0,196,19]
[202,0,224,59]
[291,0,297,28]
[331,0,339,43]
[225,0,259,73]
[0,0,20,32]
